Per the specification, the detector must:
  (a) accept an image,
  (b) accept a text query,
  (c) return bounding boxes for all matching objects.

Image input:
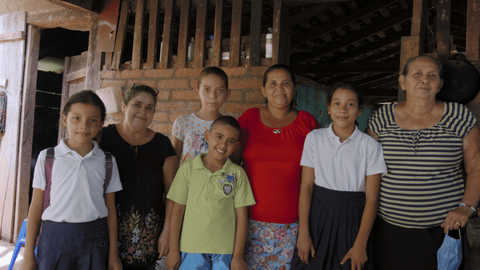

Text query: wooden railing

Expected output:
[103,0,289,71]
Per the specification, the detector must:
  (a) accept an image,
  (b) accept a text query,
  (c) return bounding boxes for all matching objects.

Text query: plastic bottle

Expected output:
[265,27,273,58]
[208,35,214,60]
[159,35,163,62]
[188,37,195,61]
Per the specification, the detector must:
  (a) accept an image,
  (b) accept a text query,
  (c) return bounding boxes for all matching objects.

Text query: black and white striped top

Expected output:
[368,102,476,229]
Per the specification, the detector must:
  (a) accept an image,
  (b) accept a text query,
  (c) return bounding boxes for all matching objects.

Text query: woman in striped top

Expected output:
[367,55,480,270]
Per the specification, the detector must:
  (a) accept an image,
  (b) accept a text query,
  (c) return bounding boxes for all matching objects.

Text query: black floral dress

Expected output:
[100,125,176,268]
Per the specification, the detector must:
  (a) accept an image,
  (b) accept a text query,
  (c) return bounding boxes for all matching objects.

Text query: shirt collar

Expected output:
[55,139,104,157]
[326,123,362,142]
[192,153,234,173]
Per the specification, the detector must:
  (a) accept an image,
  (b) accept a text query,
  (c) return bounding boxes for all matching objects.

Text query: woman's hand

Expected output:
[20,253,37,270]
[296,232,315,265]
[340,244,367,270]
[158,228,169,258]
[231,255,248,270]
[165,251,180,270]
[441,206,472,233]
[108,254,123,270]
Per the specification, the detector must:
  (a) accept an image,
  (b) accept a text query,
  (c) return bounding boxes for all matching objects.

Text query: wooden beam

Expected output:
[398,35,421,101]
[46,0,96,15]
[132,0,145,69]
[212,0,224,67]
[291,0,397,47]
[229,0,242,67]
[466,0,480,61]
[287,3,339,26]
[249,0,262,66]
[67,68,87,82]
[177,0,191,68]
[27,7,90,31]
[272,0,288,64]
[436,0,451,62]
[160,0,175,69]
[58,57,71,141]
[97,0,120,52]
[147,0,160,69]
[86,15,101,90]
[112,0,129,69]
[16,24,40,242]
[0,31,25,42]
[291,12,411,65]
[410,0,428,54]
[194,0,208,68]
[292,61,400,74]
[355,73,397,87]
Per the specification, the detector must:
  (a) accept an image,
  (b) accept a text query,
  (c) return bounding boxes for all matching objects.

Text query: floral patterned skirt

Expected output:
[244,219,299,270]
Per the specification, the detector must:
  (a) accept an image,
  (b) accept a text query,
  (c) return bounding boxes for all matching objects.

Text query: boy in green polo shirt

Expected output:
[166,116,255,270]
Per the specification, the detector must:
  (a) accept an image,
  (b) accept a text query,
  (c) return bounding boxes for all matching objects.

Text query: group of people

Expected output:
[21,55,480,270]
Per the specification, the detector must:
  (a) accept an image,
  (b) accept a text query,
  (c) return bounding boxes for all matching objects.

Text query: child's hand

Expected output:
[166,251,181,270]
[108,254,123,270]
[230,256,248,270]
[296,232,315,265]
[20,253,37,270]
[158,229,169,258]
[340,244,367,270]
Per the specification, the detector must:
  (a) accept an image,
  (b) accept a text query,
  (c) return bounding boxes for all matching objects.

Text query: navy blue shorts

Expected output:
[36,218,109,270]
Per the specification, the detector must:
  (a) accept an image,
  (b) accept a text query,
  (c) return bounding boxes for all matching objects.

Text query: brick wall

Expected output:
[99,66,269,138]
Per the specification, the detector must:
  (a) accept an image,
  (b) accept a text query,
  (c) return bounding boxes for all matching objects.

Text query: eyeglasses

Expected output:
[128,83,159,97]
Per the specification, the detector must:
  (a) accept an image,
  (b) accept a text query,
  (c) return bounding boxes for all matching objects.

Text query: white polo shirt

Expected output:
[301,124,387,192]
[32,139,122,222]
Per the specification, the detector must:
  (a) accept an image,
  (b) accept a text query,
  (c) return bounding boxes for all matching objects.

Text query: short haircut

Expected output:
[124,83,158,106]
[62,90,106,122]
[402,55,444,79]
[209,115,241,140]
[327,81,364,108]
[197,66,229,90]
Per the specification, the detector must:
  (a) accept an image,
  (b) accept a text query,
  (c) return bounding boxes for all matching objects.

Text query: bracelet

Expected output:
[459,203,477,214]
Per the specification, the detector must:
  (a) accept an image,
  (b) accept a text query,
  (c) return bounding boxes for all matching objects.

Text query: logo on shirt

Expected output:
[220,173,237,195]
[223,184,233,195]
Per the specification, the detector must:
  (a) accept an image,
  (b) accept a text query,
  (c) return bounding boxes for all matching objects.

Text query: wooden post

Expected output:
[466,0,480,61]
[436,0,451,62]
[212,0,224,67]
[96,0,120,52]
[15,24,40,240]
[86,15,101,90]
[272,0,287,65]
[229,0,242,67]
[112,0,129,69]
[177,0,191,68]
[398,36,421,101]
[249,0,262,66]
[410,0,428,51]
[160,0,175,69]
[132,0,145,69]
[194,0,208,68]
[58,56,71,141]
[146,0,159,69]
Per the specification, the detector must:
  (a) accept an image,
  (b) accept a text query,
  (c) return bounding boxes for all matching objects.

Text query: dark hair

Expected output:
[327,81,364,108]
[402,55,444,79]
[62,90,106,122]
[210,115,241,140]
[124,84,158,106]
[263,64,297,87]
[197,66,229,90]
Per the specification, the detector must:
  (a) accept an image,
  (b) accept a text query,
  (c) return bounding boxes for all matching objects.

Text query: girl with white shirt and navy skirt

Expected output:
[22,90,123,270]
[291,82,387,270]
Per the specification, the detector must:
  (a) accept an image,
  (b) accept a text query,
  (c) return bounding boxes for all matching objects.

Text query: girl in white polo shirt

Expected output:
[291,82,387,270]
[22,90,123,270]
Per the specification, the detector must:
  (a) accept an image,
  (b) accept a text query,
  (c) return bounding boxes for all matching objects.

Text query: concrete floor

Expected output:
[0,240,23,270]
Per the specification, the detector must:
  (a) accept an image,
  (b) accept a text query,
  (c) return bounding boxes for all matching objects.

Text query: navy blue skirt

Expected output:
[291,185,373,270]
[36,218,109,270]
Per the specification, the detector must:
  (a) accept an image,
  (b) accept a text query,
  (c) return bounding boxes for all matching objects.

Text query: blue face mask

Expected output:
[437,227,462,270]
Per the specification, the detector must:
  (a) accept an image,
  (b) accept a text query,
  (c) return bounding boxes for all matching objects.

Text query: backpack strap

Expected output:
[104,152,113,193]
[43,147,55,212]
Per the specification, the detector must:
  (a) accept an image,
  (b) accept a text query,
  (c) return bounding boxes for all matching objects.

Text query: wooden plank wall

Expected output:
[104,0,288,71]
[0,11,27,242]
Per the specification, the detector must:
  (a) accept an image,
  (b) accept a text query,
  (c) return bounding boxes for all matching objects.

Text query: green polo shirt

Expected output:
[167,154,256,254]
